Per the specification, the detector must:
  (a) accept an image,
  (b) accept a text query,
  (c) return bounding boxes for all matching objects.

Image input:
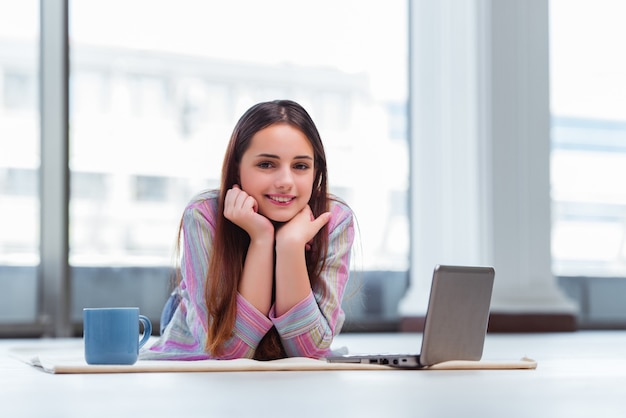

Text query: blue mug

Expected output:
[83,307,152,365]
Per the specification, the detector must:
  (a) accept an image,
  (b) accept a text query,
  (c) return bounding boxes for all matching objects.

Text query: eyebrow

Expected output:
[256,153,313,160]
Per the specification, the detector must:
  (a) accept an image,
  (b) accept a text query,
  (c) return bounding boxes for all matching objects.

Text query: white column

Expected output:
[400,0,577,316]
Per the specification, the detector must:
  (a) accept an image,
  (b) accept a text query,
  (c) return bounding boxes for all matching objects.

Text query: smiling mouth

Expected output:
[267,195,295,204]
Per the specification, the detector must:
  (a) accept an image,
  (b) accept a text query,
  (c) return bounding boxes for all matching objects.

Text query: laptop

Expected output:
[327,265,495,369]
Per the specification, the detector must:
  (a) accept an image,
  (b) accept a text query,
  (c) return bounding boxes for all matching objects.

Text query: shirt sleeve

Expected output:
[144,196,273,360]
[270,200,355,358]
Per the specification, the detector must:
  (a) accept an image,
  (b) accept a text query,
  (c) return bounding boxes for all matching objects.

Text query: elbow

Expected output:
[283,330,335,359]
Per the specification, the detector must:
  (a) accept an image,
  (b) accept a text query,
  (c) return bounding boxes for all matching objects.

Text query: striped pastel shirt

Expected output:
[143,190,354,360]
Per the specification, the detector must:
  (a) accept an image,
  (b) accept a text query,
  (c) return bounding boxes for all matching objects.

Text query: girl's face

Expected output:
[239,123,316,223]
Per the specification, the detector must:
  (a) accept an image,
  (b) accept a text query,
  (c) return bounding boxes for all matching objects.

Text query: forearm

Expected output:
[271,201,355,358]
[238,237,274,315]
[274,241,312,317]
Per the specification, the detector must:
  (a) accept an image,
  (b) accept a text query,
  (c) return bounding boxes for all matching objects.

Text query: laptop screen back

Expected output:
[419,265,495,366]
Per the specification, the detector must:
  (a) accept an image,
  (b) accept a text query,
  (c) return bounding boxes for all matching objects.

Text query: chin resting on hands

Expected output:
[275,205,331,249]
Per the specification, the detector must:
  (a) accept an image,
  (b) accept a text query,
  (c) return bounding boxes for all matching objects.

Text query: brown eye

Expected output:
[294,163,310,170]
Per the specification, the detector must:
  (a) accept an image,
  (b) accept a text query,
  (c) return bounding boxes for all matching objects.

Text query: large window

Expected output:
[67,0,409,327]
[0,1,39,324]
[550,0,626,278]
[7,1,626,335]
[0,0,408,333]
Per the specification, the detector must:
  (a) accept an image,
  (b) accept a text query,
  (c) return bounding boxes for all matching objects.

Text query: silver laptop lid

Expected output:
[419,265,495,366]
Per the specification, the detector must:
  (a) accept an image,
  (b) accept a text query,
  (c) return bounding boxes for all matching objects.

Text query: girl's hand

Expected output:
[275,205,331,250]
[224,185,274,241]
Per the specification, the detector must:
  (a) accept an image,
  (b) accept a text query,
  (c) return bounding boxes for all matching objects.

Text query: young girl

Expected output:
[145,100,355,361]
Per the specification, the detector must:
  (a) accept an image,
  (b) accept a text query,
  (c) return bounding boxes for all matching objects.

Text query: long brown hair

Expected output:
[205,100,330,359]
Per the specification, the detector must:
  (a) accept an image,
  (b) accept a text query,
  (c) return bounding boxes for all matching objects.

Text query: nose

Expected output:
[274,166,294,190]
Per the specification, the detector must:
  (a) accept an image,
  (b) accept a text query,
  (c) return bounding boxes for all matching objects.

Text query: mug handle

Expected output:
[138,315,152,349]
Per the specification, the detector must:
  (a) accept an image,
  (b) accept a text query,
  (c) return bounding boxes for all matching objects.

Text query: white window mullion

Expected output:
[39,0,71,337]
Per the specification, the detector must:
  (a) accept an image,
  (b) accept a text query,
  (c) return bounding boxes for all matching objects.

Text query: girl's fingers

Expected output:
[285,207,332,246]
[224,187,247,218]
[226,186,250,211]
[312,211,331,232]
[224,186,260,226]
